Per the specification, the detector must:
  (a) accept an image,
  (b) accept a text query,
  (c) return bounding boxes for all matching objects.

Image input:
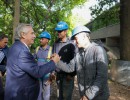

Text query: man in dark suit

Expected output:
[0,33,9,100]
[4,23,60,100]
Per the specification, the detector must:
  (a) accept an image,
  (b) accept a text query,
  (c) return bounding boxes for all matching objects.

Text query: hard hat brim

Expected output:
[55,28,68,31]
[71,31,90,40]
[39,36,50,40]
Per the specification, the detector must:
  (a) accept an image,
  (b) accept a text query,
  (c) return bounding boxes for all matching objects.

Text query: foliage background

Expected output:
[88,0,120,31]
[0,0,120,49]
[0,0,87,47]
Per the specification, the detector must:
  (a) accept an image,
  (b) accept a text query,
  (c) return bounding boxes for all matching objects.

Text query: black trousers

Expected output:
[0,77,4,100]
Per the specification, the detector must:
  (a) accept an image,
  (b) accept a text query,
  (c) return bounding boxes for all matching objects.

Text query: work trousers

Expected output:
[57,75,74,100]
[37,81,50,100]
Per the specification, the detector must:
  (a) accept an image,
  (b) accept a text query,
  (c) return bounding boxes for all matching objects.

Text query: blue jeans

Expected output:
[57,76,74,100]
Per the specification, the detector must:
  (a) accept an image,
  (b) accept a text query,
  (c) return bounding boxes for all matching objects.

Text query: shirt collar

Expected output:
[58,37,70,43]
[39,45,50,50]
[22,42,30,51]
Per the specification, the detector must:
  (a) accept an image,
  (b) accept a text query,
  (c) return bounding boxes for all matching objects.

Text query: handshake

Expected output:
[50,53,61,64]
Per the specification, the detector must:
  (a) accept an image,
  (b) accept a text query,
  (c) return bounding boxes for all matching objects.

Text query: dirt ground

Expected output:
[2,75,130,100]
[50,77,130,100]
[108,80,130,100]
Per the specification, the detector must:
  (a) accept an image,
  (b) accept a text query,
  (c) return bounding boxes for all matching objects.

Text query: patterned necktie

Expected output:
[0,49,5,63]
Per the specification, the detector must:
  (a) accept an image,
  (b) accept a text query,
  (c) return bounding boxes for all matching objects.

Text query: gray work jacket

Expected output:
[57,43,109,100]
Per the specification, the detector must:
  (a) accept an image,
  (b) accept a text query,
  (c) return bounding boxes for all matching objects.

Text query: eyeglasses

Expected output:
[57,30,64,33]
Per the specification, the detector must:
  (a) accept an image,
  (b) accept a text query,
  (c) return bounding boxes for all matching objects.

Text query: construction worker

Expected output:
[52,21,77,100]
[34,31,55,100]
[56,25,110,100]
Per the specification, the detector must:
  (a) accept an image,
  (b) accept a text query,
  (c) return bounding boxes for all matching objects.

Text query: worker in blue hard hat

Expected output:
[34,31,55,100]
[55,21,69,31]
[56,25,110,100]
[55,21,69,39]
[39,31,51,40]
[52,21,77,100]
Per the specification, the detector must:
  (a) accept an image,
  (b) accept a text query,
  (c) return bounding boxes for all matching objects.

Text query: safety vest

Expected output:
[35,46,52,62]
[35,46,52,81]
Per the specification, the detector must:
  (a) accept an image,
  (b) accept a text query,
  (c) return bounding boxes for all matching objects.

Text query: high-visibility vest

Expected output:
[35,46,52,60]
[35,46,52,81]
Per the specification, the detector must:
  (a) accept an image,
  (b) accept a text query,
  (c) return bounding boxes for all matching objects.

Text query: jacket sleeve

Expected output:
[18,50,56,78]
[57,57,76,72]
[85,46,108,100]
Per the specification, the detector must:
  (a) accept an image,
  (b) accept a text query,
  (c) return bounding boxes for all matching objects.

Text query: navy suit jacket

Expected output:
[5,41,56,100]
[0,46,9,72]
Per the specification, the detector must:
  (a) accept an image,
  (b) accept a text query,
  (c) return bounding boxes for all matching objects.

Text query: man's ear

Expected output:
[64,30,67,34]
[21,32,26,38]
[88,36,90,40]
[85,33,90,40]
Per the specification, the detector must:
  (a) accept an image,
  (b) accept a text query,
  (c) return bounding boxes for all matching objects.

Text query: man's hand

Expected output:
[80,96,88,100]
[50,53,60,63]
[49,73,56,81]
[45,73,56,85]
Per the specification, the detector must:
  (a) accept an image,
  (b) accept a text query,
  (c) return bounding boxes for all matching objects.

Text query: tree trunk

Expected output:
[120,0,130,60]
[12,0,20,43]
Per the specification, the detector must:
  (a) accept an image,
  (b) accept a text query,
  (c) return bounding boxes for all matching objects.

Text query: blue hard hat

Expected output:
[71,25,91,40]
[39,31,51,40]
[55,21,68,31]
